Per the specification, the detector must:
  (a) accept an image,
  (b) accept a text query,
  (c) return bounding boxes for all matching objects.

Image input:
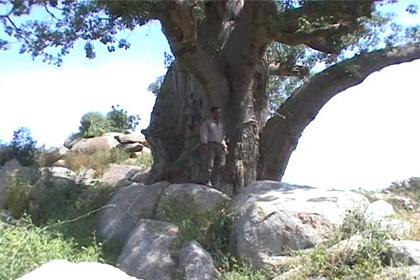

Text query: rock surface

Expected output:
[117,219,179,280]
[17,260,138,280]
[232,180,369,267]
[96,181,169,246]
[71,136,120,153]
[177,241,219,280]
[156,183,231,220]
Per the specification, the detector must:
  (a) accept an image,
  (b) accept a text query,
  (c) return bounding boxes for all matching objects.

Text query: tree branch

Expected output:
[258,43,420,181]
[158,0,229,105]
[265,0,375,53]
[269,62,309,78]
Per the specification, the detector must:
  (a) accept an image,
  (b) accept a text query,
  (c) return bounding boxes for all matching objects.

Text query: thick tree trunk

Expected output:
[144,1,269,194]
[258,43,420,181]
[142,0,420,194]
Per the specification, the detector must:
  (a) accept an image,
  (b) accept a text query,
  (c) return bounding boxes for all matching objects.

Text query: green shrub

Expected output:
[73,105,141,140]
[287,210,392,280]
[79,112,111,138]
[0,218,103,280]
[4,175,33,219]
[106,104,140,133]
[218,255,269,280]
[0,127,37,166]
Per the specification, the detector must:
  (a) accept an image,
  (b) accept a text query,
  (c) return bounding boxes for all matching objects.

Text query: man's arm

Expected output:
[200,121,208,144]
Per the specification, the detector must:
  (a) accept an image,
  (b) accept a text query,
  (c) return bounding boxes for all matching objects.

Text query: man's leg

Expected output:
[211,144,226,186]
[205,143,216,186]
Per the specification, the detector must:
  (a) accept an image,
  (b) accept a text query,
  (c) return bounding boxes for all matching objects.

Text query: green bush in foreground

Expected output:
[0,219,103,280]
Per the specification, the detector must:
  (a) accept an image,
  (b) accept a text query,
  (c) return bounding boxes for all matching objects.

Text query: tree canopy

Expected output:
[1,0,419,191]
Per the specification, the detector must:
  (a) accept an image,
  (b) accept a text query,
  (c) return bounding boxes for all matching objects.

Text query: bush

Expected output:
[0,218,103,280]
[286,210,392,280]
[3,176,33,219]
[73,105,141,140]
[79,112,111,138]
[0,127,37,166]
[107,104,140,133]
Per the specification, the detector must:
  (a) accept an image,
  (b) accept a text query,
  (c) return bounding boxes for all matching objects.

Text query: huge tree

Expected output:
[1,0,419,194]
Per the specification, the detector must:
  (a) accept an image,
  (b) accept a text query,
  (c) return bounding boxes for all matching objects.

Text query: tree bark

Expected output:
[258,43,420,181]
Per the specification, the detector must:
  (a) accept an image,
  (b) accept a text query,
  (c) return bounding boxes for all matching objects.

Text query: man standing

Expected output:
[200,106,227,187]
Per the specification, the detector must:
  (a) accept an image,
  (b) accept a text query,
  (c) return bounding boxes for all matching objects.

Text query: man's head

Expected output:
[210,106,222,121]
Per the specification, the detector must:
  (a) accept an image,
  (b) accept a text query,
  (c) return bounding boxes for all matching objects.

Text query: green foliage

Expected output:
[0,218,102,280]
[218,256,269,280]
[0,127,37,166]
[106,104,140,133]
[79,112,111,138]
[75,105,141,139]
[148,75,165,96]
[287,210,392,280]
[4,176,33,219]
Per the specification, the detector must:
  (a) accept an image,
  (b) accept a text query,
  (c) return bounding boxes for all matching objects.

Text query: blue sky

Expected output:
[0,2,419,190]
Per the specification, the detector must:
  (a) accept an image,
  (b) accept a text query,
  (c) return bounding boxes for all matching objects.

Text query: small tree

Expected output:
[10,127,37,166]
[106,104,140,133]
[79,112,111,138]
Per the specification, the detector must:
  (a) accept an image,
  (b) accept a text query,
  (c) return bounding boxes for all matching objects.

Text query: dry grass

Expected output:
[63,149,130,176]
[394,211,420,240]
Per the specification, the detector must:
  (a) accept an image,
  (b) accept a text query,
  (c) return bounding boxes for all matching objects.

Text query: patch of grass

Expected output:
[0,218,103,280]
[286,210,392,280]
[217,255,270,280]
[64,149,152,176]
[128,152,153,168]
[64,149,131,176]
[394,211,420,240]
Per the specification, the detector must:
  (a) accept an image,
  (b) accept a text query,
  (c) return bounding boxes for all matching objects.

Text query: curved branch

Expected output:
[258,43,420,180]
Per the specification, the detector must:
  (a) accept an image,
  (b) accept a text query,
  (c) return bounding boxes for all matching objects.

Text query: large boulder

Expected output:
[155,183,231,221]
[177,241,220,280]
[71,136,120,153]
[365,200,395,221]
[99,164,146,188]
[17,260,138,280]
[364,200,411,238]
[115,133,147,145]
[232,181,369,267]
[117,219,179,280]
[96,181,169,247]
[386,240,420,265]
[380,265,420,279]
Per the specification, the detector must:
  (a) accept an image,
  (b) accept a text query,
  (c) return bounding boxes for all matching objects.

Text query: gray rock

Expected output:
[52,159,67,168]
[156,183,231,221]
[365,200,395,221]
[71,136,120,153]
[115,133,147,145]
[17,260,138,280]
[99,164,145,188]
[177,241,219,280]
[120,143,144,153]
[232,180,369,267]
[379,265,420,279]
[117,219,179,280]
[380,218,412,239]
[96,181,169,247]
[387,240,420,266]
